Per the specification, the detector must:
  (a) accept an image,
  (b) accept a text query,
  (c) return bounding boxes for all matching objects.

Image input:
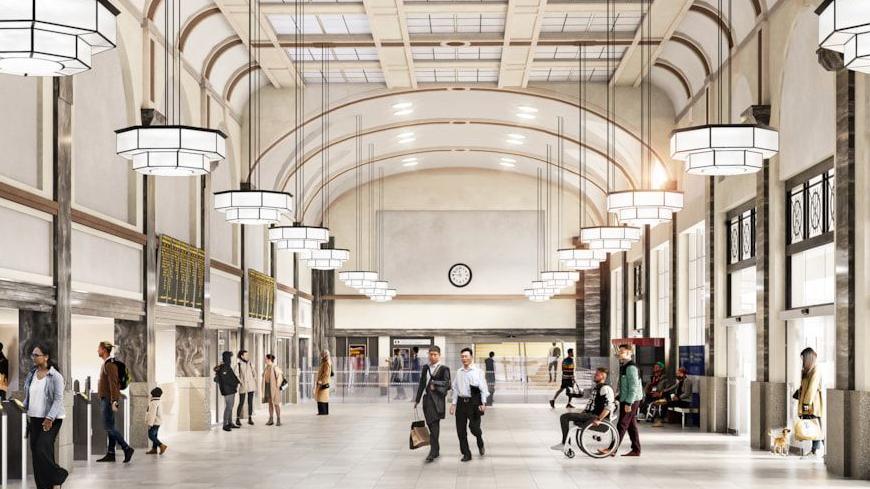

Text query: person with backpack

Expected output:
[96,341,134,463]
[214,350,240,432]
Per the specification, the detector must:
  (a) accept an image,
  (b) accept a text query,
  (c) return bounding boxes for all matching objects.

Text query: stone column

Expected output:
[576,269,602,359]
[643,225,651,337]
[598,259,611,357]
[114,320,148,446]
[669,217,679,378]
[311,269,335,361]
[621,253,628,338]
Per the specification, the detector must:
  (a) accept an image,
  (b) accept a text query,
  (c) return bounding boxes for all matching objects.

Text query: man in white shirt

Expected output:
[450,347,489,462]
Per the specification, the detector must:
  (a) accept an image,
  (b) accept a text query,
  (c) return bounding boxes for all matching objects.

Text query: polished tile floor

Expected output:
[43,403,858,489]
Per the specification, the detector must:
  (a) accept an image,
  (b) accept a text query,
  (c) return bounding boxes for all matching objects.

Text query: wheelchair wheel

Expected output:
[576,421,619,459]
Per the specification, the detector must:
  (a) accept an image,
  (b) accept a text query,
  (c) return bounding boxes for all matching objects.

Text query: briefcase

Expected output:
[409,420,430,449]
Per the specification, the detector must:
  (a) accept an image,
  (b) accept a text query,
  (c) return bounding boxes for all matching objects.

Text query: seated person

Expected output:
[641,361,669,420]
[655,367,693,426]
[550,367,615,451]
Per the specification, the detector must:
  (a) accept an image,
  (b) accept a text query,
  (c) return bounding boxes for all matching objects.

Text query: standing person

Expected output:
[23,343,68,489]
[612,344,643,457]
[214,350,240,432]
[145,387,167,454]
[549,348,576,409]
[262,354,285,425]
[391,349,406,400]
[96,341,134,463]
[450,347,489,462]
[796,347,825,457]
[0,342,8,401]
[315,350,332,415]
[410,347,421,385]
[547,342,562,383]
[550,368,615,451]
[413,345,451,463]
[484,352,496,406]
[235,350,257,426]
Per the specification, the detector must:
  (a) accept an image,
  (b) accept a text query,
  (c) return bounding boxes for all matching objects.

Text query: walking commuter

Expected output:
[410,346,421,384]
[450,347,489,462]
[612,344,643,457]
[549,348,576,409]
[214,350,240,432]
[236,349,257,426]
[315,350,332,415]
[551,368,615,451]
[96,341,134,463]
[391,349,406,400]
[0,342,8,401]
[263,354,285,425]
[414,345,451,463]
[145,387,167,454]
[484,351,496,406]
[796,347,825,457]
[23,343,68,489]
[547,342,562,383]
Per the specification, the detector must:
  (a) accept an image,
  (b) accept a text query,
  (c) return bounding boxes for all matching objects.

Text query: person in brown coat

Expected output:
[796,347,825,457]
[262,354,284,426]
[316,350,332,415]
[96,341,133,463]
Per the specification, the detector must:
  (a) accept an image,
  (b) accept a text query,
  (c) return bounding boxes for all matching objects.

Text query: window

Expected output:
[728,208,756,265]
[786,164,835,309]
[655,244,670,339]
[726,206,757,317]
[686,227,705,346]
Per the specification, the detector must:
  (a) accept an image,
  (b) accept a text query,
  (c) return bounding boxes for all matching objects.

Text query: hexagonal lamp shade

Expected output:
[116,125,228,176]
[818,0,870,72]
[358,280,390,295]
[540,270,580,289]
[670,124,778,176]
[338,271,379,289]
[0,0,119,77]
[370,295,394,303]
[269,226,330,253]
[214,189,293,226]
[580,226,641,253]
[304,248,350,270]
[606,190,684,227]
[557,248,607,270]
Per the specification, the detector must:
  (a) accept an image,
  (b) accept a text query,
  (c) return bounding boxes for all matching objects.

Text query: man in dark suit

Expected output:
[414,345,451,463]
[484,352,495,406]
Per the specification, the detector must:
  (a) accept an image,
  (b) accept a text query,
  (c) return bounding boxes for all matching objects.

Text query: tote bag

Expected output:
[409,409,430,449]
[793,417,821,441]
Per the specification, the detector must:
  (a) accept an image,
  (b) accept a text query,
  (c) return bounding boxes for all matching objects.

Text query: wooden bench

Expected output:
[671,406,699,428]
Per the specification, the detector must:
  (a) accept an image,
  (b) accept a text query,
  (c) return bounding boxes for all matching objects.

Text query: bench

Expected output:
[671,406,700,428]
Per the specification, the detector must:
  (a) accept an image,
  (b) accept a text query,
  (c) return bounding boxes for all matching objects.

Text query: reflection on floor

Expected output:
[35,403,858,489]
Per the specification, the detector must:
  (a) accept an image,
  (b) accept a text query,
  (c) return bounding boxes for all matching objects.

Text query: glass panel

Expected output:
[807,176,825,238]
[789,243,835,307]
[789,186,804,244]
[729,266,756,316]
[786,316,835,444]
[741,214,753,261]
[729,219,739,264]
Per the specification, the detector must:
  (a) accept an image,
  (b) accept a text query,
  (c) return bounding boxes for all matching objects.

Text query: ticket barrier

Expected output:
[85,394,125,457]
[2,399,30,486]
[72,392,91,461]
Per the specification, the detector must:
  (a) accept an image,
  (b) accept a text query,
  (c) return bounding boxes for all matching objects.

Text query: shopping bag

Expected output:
[410,420,430,449]
[793,417,821,441]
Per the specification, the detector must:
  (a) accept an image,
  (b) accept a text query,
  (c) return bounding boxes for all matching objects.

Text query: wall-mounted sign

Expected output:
[248,269,275,321]
[157,235,204,308]
[679,345,706,376]
[393,338,432,346]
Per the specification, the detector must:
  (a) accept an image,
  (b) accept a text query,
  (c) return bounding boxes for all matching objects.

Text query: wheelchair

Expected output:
[562,402,620,459]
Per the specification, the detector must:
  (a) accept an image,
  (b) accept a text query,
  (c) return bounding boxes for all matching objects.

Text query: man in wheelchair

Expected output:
[550,367,615,451]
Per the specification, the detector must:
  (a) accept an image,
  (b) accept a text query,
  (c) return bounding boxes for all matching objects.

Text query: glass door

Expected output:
[726,323,756,436]
[786,316,835,448]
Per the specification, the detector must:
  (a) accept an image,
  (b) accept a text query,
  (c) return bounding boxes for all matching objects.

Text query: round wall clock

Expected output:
[448,263,472,288]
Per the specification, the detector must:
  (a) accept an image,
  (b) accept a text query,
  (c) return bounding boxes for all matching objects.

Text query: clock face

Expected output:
[448,263,472,288]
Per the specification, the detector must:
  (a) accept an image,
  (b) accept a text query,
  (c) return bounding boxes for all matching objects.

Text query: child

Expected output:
[146,387,167,454]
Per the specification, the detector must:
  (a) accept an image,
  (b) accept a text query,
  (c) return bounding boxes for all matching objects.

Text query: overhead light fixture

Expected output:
[269,225,330,253]
[818,0,870,72]
[359,280,389,295]
[606,190,684,227]
[214,187,293,225]
[528,295,551,302]
[392,102,413,110]
[540,270,580,289]
[366,288,397,298]
[398,137,416,144]
[558,248,607,270]
[499,160,516,168]
[116,125,227,176]
[339,271,378,288]
[370,295,394,303]
[0,0,119,77]
[305,248,350,270]
[397,132,414,139]
[394,109,413,116]
[516,113,536,120]
[670,125,779,176]
[402,157,419,167]
[580,226,641,253]
[507,133,525,140]
[525,287,558,297]
[517,106,538,113]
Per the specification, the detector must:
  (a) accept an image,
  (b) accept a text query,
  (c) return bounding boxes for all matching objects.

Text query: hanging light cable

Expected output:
[116,0,226,176]
[606,0,682,226]
[215,0,292,225]
[582,3,641,252]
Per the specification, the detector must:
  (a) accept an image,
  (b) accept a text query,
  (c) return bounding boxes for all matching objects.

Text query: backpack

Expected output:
[111,358,131,390]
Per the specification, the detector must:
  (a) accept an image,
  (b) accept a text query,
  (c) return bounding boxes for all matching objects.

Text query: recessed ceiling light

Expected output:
[516,113,536,120]
[506,139,523,145]
[507,133,525,140]
[394,109,413,116]
[499,161,516,168]
[392,102,413,110]
[402,161,419,167]
[398,137,416,144]
[517,106,538,113]
[397,131,414,139]
[500,157,516,163]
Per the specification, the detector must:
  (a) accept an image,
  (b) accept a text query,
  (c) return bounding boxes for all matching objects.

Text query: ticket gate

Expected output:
[2,399,29,485]
[87,394,126,457]
[72,392,91,461]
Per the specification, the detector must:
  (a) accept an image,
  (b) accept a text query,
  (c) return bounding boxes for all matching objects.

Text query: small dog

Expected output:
[769,427,791,456]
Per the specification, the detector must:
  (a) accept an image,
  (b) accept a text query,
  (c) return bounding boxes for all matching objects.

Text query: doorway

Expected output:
[726,322,756,436]
[786,315,835,450]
